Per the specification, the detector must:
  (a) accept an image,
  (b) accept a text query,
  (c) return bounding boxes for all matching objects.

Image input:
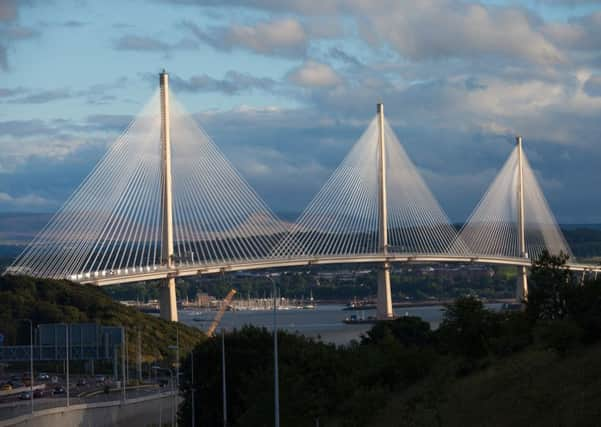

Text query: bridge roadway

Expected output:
[76,254,601,286]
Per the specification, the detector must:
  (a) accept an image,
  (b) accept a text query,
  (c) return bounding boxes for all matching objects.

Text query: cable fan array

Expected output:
[9,94,164,279]
[459,146,572,260]
[169,98,288,265]
[7,90,574,281]
[273,116,468,258]
[8,91,289,280]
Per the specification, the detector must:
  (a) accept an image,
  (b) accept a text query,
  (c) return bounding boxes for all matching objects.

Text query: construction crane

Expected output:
[207,289,237,337]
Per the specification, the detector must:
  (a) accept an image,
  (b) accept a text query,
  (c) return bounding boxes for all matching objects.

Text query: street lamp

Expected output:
[152,366,176,427]
[17,319,33,415]
[268,276,281,427]
[221,328,227,427]
[62,323,70,408]
[190,350,195,427]
[168,328,180,389]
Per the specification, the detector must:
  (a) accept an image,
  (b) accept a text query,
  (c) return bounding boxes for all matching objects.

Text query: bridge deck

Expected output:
[76,254,601,286]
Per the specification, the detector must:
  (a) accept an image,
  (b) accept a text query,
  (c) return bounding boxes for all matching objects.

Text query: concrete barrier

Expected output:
[0,392,181,427]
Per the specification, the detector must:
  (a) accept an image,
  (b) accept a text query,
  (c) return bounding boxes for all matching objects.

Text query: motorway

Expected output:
[0,380,169,422]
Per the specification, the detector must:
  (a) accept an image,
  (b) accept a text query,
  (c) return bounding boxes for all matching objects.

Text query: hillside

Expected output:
[372,344,601,426]
[0,275,204,362]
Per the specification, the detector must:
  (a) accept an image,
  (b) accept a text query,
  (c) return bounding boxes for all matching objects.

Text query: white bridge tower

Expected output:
[159,71,178,322]
[376,103,394,320]
[516,136,528,303]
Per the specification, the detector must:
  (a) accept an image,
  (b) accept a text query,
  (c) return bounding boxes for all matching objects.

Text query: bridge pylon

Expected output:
[516,136,528,304]
[376,103,393,320]
[159,70,178,322]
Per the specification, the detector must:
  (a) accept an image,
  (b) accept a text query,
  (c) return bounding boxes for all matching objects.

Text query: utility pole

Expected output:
[29,320,33,415]
[121,326,126,402]
[516,136,528,303]
[221,329,227,427]
[137,328,142,383]
[191,350,196,427]
[273,279,280,427]
[125,329,129,386]
[176,328,180,389]
[17,319,34,415]
[159,70,178,322]
[376,103,393,320]
[65,324,70,407]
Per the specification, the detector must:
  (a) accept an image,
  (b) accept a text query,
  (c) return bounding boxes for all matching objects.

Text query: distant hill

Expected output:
[1,212,601,261]
[0,212,52,245]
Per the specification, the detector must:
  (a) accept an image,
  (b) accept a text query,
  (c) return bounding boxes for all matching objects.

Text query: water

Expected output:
[179,304,469,345]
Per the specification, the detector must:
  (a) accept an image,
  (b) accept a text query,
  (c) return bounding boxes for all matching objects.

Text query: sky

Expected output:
[0,0,600,223]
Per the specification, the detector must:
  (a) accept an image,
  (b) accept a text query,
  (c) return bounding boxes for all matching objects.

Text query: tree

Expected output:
[527,250,573,322]
[437,297,497,360]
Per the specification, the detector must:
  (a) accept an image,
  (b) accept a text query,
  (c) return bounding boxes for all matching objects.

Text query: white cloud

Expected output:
[175,0,565,64]
[287,60,342,88]
[185,18,307,57]
[0,192,53,208]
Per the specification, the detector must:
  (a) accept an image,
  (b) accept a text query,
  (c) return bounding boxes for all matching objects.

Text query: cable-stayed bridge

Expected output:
[6,72,600,322]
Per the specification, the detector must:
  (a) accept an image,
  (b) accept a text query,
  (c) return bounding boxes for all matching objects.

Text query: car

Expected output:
[18,391,31,400]
[33,389,44,398]
[0,383,12,391]
[53,386,66,395]
[37,373,50,381]
[94,375,106,383]
[158,379,169,388]
[77,379,87,387]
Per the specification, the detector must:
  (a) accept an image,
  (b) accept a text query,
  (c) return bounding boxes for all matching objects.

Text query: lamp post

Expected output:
[168,328,180,387]
[221,328,227,427]
[191,350,195,427]
[17,319,33,415]
[270,276,280,427]
[152,366,175,427]
[65,324,70,407]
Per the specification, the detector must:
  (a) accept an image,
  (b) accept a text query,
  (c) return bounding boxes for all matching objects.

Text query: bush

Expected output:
[535,319,583,356]
[437,297,498,359]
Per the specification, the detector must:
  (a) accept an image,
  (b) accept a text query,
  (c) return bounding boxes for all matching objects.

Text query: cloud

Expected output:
[0,192,54,209]
[113,34,197,52]
[328,47,361,66]
[0,86,25,97]
[0,0,37,71]
[0,119,55,137]
[358,2,563,65]
[169,71,276,95]
[287,60,342,88]
[543,11,601,53]
[161,0,341,14]
[84,114,133,132]
[184,18,307,57]
[584,75,601,97]
[0,0,19,22]
[174,1,565,65]
[0,78,129,105]
[7,88,71,104]
[0,45,7,70]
